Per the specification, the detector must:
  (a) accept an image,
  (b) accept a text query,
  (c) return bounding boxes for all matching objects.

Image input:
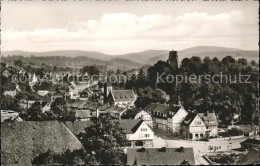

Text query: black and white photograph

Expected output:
[0,0,259,165]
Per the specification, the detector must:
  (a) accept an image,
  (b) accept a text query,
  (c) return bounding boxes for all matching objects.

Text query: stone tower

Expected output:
[168,50,178,70]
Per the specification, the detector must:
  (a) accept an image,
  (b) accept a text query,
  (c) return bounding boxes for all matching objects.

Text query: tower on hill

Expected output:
[168,50,178,70]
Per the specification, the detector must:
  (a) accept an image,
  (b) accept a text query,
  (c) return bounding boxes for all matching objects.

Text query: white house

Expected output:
[145,103,188,135]
[121,108,153,128]
[119,119,154,147]
[198,112,218,137]
[182,112,207,140]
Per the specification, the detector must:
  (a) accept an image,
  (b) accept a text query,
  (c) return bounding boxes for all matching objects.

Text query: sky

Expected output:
[1,0,259,55]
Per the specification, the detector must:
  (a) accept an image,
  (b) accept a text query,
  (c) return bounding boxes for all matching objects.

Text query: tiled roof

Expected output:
[121,108,143,119]
[69,100,87,108]
[241,138,260,145]
[198,113,218,126]
[145,103,180,114]
[28,92,51,102]
[238,149,260,165]
[111,90,136,102]
[29,102,49,111]
[127,147,195,165]
[64,121,93,135]
[1,121,83,165]
[119,119,143,134]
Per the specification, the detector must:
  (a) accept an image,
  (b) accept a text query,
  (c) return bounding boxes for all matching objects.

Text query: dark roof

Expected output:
[127,147,195,165]
[1,121,83,165]
[28,92,51,102]
[238,149,260,165]
[241,139,260,146]
[121,108,143,119]
[182,112,197,126]
[64,121,93,135]
[29,102,49,111]
[145,103,181,114]
[111,90,136,102]
[119,119,143,134]
[198,112,218,126]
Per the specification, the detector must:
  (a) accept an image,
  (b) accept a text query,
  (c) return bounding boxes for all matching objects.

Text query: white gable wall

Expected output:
[127,121,154,141]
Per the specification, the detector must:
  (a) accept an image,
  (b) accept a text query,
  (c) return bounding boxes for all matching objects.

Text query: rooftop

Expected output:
[1,121,83,165]
[127,147,195,165]
[119,119,143,134]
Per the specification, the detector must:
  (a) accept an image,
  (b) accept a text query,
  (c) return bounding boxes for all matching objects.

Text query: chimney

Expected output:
[158,147,166,152]
[137,147,145,152]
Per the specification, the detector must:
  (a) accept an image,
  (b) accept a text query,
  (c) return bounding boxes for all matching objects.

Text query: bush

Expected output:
[227,128,243,136]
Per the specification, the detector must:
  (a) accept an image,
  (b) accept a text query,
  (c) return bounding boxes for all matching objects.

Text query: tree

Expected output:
[135,87,170,109]
[78,117,127,165]
[50,98,76,121]
[32,149,95,165]
[82,66,100,76]
[14,60,23,67]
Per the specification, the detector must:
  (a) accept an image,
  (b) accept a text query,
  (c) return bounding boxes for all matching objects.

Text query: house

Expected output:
[119,119,154,147]
[79,88,94,100]
[27,92,52,109]
[182,112,207,140]
[121,108,153,127]
[106,106,127,120]
[198,112,218,137]
[69,101,99,120]
[240,138,260,150]
[127,147,195,165]
[29,101,51,113]
[1,110,23,122]
[145,103,188,135]
[1,121,83,165]
[3,89,17,97]
[107,90,137,108]
[1,67,12,77]
[51,88,67,102]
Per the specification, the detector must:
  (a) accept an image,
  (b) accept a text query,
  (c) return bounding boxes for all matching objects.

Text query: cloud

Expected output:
[2,11,258,54]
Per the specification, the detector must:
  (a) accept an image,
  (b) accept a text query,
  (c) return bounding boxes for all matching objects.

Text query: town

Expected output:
[1,50,259,165]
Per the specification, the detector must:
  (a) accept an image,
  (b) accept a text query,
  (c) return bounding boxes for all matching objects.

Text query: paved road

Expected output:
[153,135,259,156]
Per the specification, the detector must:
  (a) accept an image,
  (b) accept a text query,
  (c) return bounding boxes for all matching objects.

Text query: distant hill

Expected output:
[2,46,258,70]
[1,50,112,61]
[145,46,259,65]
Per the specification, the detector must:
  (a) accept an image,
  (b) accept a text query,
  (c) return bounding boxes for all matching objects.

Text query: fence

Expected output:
[209,135,244,141]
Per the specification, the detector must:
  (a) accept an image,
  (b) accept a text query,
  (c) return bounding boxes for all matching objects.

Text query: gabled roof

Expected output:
[240,138,260,146]
[198,112,218,126]
[145,103,181,114]
[182,112,197,126]
[1,121,83,165]
[29,102,49,111]
[110,90,136,102]
[69,100,87,108]
[121,108,143,119]
[127,147,195,165]
[28,92,51,102]
[119,119,143,134]
[238,149,260,165]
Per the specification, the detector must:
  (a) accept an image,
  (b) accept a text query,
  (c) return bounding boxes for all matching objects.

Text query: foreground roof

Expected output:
[127,147,195,165]
[1,121,83,165]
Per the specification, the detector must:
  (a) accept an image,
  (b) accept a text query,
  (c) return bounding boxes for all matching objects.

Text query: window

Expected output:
[141,128,147,132]
[139,134,144,138]
[145,134,150,137]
